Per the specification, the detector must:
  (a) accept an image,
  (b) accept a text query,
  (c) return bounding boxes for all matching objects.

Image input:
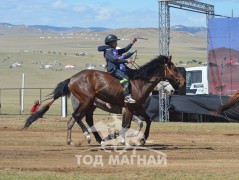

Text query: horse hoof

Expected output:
[86,135,91,144]
[140,138,146,146]
[67,140,77,146]
[97,139,103,144]
[101,141,105,146]
[67,140,71,145]
[67,140,75,146]
[125,142,130,146]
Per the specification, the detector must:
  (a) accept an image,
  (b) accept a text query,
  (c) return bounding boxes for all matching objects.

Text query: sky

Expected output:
[208,18,239,51]
[0,0,239,28]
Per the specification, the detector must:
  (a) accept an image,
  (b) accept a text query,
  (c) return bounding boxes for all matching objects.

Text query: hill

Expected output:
[0,24,207,88]
[0,23,206,35]
[0,23,111,35]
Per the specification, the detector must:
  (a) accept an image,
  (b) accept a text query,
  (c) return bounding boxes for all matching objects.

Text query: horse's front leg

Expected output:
[131,115,143,136]
[139,110,151,146]
[122,107,143,138]
[102,108,133,145]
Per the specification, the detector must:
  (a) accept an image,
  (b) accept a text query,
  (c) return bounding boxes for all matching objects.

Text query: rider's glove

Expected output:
[118,55,124,60]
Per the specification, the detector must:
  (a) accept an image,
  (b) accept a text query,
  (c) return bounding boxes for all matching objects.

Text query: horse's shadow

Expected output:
[74,143,215,151]
[224,133,239,136]
[130,144,215,151]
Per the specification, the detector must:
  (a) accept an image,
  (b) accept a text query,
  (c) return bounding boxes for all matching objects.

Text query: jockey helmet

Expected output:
[105,34,120,45]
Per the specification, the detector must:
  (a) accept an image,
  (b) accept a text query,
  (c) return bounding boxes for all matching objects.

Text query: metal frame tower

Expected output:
[158,0,214,122]
[158,93,170,122]
[158,0,214,56]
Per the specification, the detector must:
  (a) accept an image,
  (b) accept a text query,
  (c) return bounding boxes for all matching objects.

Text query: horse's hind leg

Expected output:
[85,112,102,144]
[68,94,91,145]
[67,116,90,145]
[73,112,92,144]
[66,117,76,145]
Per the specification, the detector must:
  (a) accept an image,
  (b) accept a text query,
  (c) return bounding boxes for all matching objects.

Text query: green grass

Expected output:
[0,170,109,180]
[0,169,238,180]
[150,121,239,132]
[0,29,207,114]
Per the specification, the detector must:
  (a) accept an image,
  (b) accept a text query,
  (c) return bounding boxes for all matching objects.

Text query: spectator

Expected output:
[30,100,40,115]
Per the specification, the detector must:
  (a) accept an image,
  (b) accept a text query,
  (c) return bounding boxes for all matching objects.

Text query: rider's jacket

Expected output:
[98,43,133,73]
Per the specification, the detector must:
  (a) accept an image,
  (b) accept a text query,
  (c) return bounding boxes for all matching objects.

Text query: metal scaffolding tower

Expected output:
[158,0,214,56]
[158,93,170,122]
[158,0,214,122]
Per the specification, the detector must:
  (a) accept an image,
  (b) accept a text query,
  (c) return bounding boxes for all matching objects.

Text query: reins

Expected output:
[130,50,140,69]
[129,59,172,83]
[165,65,180,83]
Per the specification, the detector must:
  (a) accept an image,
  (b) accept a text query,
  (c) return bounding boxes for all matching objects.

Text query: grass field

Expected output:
[0,116,238,180]
[0,28,207,115]
[0,28,207,89]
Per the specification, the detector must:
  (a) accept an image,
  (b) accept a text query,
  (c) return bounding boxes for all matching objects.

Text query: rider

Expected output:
[98,34,137,103]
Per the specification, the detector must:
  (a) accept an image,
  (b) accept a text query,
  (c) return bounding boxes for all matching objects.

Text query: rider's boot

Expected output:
[124,94,136,103]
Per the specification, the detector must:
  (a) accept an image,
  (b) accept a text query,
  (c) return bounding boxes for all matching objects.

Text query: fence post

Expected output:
[21,73,25,113]
[61,96,67,117]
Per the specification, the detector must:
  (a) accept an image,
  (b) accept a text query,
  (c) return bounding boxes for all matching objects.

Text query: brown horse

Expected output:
[24,55,185,145]
[217,90,239,121]
[66,80,175,146]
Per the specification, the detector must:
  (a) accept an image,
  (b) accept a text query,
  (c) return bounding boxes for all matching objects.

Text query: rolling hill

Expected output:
[0,23,207,88]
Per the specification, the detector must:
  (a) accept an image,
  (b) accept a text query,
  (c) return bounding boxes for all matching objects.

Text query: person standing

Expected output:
[30,100,40,115]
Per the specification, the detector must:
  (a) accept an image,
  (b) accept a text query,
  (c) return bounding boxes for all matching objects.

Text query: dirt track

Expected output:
[0,116,239,179]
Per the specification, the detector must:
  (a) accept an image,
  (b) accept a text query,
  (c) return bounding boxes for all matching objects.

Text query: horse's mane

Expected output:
[125,55,170,80]
[217,91,239,114]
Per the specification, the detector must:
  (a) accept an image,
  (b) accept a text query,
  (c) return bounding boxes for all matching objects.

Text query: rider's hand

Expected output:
[127,59,132,63]
[129,50,137,55]
[132,38,137,44]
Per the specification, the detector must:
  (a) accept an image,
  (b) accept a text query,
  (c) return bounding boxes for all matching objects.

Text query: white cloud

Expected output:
[96,7,112,21]
[72,4,91,12]
[3,0,233,28]
[52,0,69,10]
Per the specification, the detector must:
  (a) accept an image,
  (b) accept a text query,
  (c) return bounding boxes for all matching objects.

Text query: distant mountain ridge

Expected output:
[171,25,207,34]
[29,25,111,33]
[0,23,111,35]
[0,22,206,35]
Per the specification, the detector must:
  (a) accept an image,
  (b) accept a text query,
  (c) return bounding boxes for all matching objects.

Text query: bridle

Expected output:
[130,58,180,84]
[159,81,170,88]
[164,64,180,84]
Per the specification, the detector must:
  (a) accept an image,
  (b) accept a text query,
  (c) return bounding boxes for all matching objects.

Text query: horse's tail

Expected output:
[23,78,71,129]
[216,94,239,114]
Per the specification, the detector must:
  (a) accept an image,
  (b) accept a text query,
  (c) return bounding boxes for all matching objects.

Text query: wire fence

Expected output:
[0,88,112,117]
[0,88,61,115]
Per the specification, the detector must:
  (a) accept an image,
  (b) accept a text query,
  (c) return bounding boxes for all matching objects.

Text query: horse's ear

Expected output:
[168,55,172,63]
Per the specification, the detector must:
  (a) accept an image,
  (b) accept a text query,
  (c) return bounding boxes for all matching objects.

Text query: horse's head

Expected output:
[163,55,186,89]
[125,55,185,90]
[154,81,175,95]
